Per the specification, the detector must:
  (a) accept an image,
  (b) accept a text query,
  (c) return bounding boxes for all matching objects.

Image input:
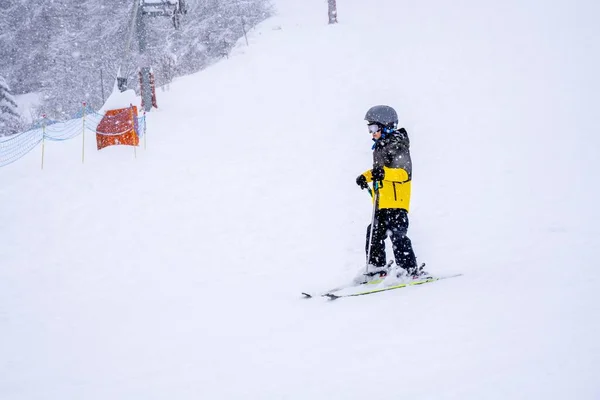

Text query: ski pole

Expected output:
[364,181,381,277]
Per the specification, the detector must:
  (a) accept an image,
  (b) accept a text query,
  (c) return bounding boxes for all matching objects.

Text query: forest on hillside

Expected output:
[0,0,272,124]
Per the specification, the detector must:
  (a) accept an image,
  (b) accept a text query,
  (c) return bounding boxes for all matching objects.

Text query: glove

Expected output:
[372,166,385,181]
[356,174,369,190]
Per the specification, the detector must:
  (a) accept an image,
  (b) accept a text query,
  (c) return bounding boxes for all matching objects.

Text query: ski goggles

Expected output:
[367,123,381,134]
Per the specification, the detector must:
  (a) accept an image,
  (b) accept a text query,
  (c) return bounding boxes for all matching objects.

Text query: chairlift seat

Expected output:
[140,0,184,17]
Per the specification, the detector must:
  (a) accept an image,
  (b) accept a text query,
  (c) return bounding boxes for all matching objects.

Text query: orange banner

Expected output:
[96,106,139,150]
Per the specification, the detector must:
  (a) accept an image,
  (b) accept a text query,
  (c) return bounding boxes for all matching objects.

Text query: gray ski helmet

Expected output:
[364,105,398,129]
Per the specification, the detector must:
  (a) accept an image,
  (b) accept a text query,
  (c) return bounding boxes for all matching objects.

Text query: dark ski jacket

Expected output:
[360,128,413,211]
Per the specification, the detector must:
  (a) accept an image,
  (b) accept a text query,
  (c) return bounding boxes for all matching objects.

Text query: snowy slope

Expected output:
[1,0,600,399]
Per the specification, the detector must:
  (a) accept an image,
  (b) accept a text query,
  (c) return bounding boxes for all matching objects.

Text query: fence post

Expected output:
[241,17,248,46]
[130,104,137,159]
[41,115,46,170]
[82,102,86,164]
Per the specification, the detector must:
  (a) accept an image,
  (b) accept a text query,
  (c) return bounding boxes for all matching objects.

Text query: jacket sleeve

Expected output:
[361,169,373,182]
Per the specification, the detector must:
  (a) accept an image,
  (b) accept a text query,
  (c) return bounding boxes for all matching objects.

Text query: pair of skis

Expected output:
[304,182,463,299]
[302,273,462,300]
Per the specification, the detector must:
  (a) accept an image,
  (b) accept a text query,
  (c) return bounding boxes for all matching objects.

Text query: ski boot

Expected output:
[396,263,430,280]
[407,263,431,279]
[353,260,394,284]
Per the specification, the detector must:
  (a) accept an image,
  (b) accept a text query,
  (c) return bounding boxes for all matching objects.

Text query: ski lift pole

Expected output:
[118,0,142,91]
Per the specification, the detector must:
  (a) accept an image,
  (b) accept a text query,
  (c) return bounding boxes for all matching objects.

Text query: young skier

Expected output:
[355,105,426,283]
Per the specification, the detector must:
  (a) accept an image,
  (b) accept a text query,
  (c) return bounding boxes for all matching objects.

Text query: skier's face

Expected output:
[368,123,382,139]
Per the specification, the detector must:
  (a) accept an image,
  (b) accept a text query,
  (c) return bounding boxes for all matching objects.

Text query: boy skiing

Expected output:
[355,105,426,283]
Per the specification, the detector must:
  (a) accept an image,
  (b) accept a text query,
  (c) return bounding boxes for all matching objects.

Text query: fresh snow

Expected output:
[12,92,42,124]
[99,87,139,113]
[1,0,599,399]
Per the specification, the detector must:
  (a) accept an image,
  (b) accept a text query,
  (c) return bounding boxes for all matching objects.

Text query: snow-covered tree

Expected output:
[0,75,22,136]
[0,0,272,119]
